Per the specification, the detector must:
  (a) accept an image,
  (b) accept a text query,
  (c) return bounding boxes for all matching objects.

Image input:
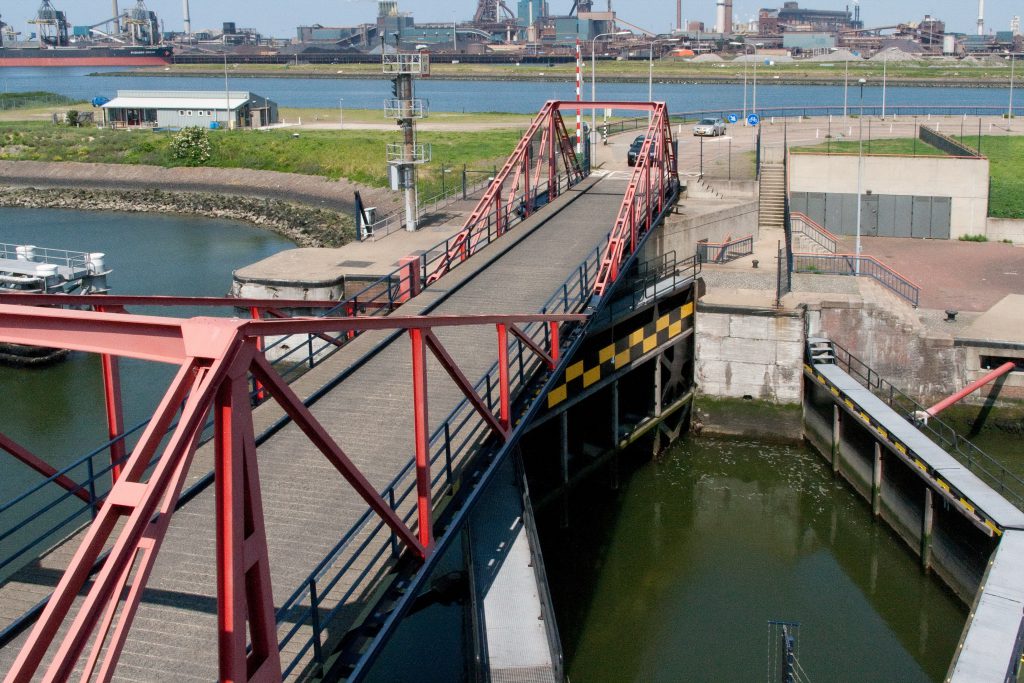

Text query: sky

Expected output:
[0,0,1019,40]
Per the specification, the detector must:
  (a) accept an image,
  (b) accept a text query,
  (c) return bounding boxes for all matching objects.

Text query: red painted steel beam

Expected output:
[248,354,426,558]
[423,330,508,441]
[553,101,659,112]
[243,312,586,337]
[0,293,340,309]
[926,362,1017,417]
[409,328,435,551]
[0,433,91,504]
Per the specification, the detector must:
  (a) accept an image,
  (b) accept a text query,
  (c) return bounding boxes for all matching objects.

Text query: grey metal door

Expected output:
[894,196,914,237]
[861,194,879,237]
[930,196,951,239]
[878,194,897,237]
[791,192,808,216]
[912,196,932,238]
[825,193,845,234]
[807,193,827,228]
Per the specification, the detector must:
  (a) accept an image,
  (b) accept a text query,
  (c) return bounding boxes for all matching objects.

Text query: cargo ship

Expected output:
[0,44,173,67]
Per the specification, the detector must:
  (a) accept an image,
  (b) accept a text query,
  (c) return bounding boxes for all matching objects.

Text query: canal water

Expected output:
[537,437,967,682]
[0,67,1016,114]
[0,208,292,578]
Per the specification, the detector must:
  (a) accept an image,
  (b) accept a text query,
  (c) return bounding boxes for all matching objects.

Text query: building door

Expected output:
[861,194,879,237]
[930,196,951,239]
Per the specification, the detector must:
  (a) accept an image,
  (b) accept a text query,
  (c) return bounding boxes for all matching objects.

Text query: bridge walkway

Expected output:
[0,174,627,680]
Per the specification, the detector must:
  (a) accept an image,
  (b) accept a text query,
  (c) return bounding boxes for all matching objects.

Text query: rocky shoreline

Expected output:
[0,187,355,248]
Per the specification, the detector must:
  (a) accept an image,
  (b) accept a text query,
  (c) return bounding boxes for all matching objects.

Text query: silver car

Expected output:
[693,117,727,137]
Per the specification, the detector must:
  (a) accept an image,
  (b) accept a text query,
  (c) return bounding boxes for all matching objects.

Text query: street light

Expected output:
[591,30,631,161]
[1010,52,1018,124]
[881,48,888,119]
[339,97,344,129]
[730,41,762,123]
[728,41,749,121]
[855,77,866,275]
[648,38,679,122]
[830,46,850,118]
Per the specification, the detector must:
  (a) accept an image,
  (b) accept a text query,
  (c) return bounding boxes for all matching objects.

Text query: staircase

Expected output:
[758,163,786,232]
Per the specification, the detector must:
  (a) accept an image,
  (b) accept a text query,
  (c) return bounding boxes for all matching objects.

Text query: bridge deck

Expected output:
[813,362,1024,530]
[0,174,627,679]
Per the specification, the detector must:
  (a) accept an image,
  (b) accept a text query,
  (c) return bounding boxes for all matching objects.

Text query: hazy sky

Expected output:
[0,1,1019,40]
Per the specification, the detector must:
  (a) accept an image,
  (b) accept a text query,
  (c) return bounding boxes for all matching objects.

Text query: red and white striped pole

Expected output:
[575,39,582,154]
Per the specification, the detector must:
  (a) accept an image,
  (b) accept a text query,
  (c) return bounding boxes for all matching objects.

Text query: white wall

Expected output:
[790,153,990,239]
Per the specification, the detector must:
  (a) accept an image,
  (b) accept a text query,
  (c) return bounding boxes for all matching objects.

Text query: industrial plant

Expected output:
[0,0,1021,66]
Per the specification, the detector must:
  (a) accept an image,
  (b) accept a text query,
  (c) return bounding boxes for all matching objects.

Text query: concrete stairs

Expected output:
[758,163,786,231]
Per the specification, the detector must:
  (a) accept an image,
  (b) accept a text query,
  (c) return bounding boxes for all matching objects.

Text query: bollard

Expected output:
[396,256,421,302]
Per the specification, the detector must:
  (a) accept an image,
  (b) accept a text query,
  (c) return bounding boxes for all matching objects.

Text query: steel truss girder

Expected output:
[0,303,583,683]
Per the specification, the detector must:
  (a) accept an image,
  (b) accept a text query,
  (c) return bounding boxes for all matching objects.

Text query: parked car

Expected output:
[627,135,652,166]
[693,117,727,137]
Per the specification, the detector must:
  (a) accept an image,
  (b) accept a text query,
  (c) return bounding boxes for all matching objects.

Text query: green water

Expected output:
[538,437,968,682]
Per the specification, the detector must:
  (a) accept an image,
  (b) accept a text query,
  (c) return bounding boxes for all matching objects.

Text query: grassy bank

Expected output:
[792,138,949,157]
[132,58,1018,86]
[791,134,1024,219]
[0,122,521,197]
[0,91,80,111]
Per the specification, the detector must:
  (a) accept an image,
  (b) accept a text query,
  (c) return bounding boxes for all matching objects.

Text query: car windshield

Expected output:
[633,136,646,144]
[699,118,716,125]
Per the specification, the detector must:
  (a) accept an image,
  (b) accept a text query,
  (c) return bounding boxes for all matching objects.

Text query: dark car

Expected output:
[627,135,653,167]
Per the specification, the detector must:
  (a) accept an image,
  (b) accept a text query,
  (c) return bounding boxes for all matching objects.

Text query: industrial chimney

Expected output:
[715,0,724,33]
[182,0,191,35]
[977,0,984,35]
[677,0,682,32]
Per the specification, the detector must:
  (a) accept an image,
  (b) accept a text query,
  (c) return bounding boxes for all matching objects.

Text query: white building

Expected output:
[101,90,278,130]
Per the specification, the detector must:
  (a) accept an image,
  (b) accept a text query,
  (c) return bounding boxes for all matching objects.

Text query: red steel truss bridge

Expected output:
[0,101,685,682]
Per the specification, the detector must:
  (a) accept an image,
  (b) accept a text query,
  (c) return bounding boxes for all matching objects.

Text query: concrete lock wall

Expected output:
[790,154,990,240]
[986,218,1024,245]
[642,200,758,264]
[696,305,804,403]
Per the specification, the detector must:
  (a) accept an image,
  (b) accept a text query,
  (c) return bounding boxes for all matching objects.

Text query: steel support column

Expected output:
[409,328,434,551]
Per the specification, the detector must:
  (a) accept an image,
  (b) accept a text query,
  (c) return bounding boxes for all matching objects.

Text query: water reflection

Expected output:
[538,437,966,682]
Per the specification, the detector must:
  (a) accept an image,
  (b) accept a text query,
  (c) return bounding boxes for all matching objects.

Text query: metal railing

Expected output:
[697,235,753,264]
[275,242,606,678]
[820,340,1024,511]
[670,104,1024,123]
[790,212,838,254]
[0,243,92,270]
[0,163,590,639]
[792,253,920,307]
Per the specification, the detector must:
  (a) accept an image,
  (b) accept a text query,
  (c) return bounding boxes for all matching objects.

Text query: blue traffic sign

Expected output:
[747,113,760,126]
[726,113,739,124]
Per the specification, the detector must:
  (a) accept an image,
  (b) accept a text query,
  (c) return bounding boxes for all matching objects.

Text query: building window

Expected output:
[179,110,185,115]
[186,110,193,116]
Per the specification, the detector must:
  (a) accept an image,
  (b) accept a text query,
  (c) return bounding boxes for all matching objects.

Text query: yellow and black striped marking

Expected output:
[547,303,693,409]
[803,363,1004,537]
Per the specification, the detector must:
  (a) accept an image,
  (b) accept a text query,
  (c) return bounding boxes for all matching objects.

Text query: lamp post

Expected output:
[1010,52,1017,124]
[729,41,750,122]
[591,30,631,161]
[753,42,763,120]
[338,97,344,129]
[881,48,888,119]
[648,37,679,122]
[855,77,866,275]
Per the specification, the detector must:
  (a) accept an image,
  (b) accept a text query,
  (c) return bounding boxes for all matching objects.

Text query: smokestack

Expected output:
[724,0,732,34]
[182,0,191,34]
[677,0,682,31]
[112,0,119,32]
[715,0,725,33]
[977,0,984,35]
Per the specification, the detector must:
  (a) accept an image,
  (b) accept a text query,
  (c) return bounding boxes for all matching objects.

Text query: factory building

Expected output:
[760,2,862,35]
[100,90,278,129]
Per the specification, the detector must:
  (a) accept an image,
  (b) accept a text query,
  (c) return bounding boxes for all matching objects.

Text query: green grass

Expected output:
[791,138,949,156]
[0,122,521,197]
[958,234,989,242]
[0,91,78,111]
[955,135,1024,219]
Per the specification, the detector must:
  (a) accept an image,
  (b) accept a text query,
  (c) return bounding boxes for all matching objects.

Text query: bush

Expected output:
[170,126,211,166]
[958,234,988,242]
[65,110,79,127]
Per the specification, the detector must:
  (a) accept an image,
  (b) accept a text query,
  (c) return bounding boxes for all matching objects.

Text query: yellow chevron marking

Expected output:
[547,384,567,408]
[599,345,615,364]
[668,320,683,337]
[583,366,601,388]
[643,335,657,353]
[656,314,670,332]
[565,361,584,382]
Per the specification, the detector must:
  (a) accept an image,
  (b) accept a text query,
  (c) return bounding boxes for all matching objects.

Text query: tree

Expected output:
[170,126,212,166]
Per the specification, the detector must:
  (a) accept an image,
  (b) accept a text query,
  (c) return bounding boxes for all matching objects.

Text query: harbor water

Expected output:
[537,437,968,682]
[0,208,292,578]
[0,67,1017,115]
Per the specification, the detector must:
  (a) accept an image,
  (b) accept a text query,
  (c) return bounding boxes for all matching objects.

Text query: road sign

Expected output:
[726,113,739,124]
[747,113,760,126]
